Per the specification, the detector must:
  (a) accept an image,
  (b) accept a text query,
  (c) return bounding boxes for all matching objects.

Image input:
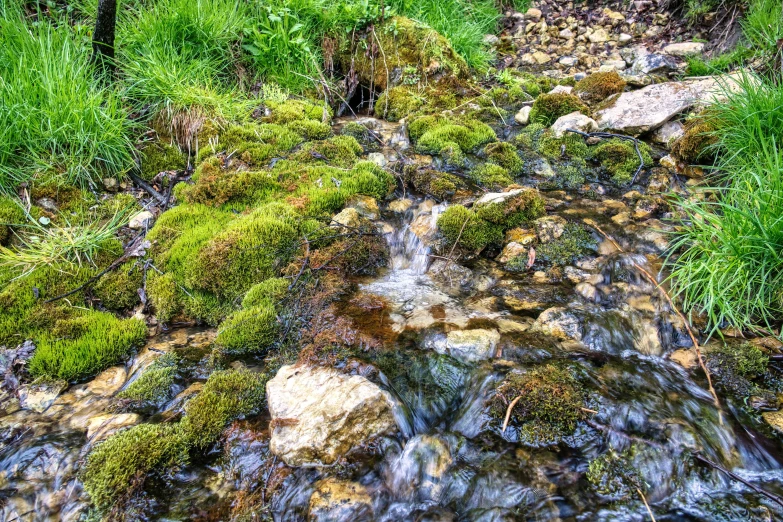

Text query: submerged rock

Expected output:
[266,365,397,466]
[308,478,374,522]
[531,307,582,342]
[18,380,68,413]
[86,413,141,443]
[426,329,501,362]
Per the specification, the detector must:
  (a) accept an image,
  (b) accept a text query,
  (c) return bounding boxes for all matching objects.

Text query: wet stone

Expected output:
[18,380,68,413]
[309,478,374,522]
[86,413,141,443]
[426,329,501,362]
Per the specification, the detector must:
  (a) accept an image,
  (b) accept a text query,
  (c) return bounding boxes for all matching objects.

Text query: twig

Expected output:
[694,452,783,509]
[585,220,722,421]
[566,129,646,184]
[637,488,657,522]
[444,215,470,269]
[128,172,167,205]
[501,395,522,433]
[288,236,310,291]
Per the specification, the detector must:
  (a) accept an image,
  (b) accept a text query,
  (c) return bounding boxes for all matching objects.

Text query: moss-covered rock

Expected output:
[470,163,513,190]
[670,114,718,164]
[0,195,26,245]
[489,363,587,445]
[706,342,770,401]
[215,299,278,354]
[263,98,330,125]
[437,205,503,252]
[82,422,188,511]
[587,445,646,500]
[532,222,597,267]
[116,352,179,409]
[341,16,468,90]
[93,261,143,311]
[242,277,290,308]
[409,115,496,155]
[573,71,627,103]
[482,142,523,175]
[180,368,267,448]
[529,93,590,126]
[538,132,590,161]
[473,188,545,228]
[139,142,186,181]
[405,167,462,200]
[589,138,653,184]
[375,86,426,121]
[289,135,363,169]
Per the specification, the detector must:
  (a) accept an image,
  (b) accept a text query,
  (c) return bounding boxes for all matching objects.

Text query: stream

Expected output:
[1,126,782,522]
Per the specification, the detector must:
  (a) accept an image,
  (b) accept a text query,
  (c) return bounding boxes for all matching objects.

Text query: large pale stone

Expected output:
[129,210,155,230]
[595,75,745,135]
[532,307,583,341]
[514,106,532,125]
[475,187,531,207]
[663,42,705,57]
[267,365,397,466]
[86,413,141,443]
[550,112,598,138]
[331,207,362,228]
[427,329,501,362]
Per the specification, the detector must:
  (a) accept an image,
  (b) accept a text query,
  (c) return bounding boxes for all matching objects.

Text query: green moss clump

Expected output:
[146,271,179,324]
[339,122,377,150]
[483,142,523,175]
[285,119,332,141]
[139,143,186,181]
[197,122,303,166]
[180,369,267,448]
[470,163,513,190]
[82,423,188,511]
[405,168,462,200]
[28,313,147,382]
[181,157,280,207]
[538,133,590,161]
[290,135,363,169]
[437,205,502,252]
[490,363,587,445]
[670,115,718,163]
[573,71,627,103]
[513,123,547,151]
[409,115,496,155]
[590,138,653,184]
[0,196,26,244]
[242,277,289,308]
[587,445,645,500]
[707,342,770,399]
[529,93,590,126]
[117,352,179,407]
[263,98,330,124]
[534,223,597,267]
[375,86,425,121]
[215,299,278,354]
[552,164,586,189]
[474,188,545,228]
[93,262,143,311]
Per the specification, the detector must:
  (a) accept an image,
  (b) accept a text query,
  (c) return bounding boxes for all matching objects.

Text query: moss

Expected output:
[438,141,467,169]
[529,93,590,126]
[285,119,332,141]
[0,195,26,244]
[289,135,363,169]
[341,16,468,90]
[670,115,719,163]
[483,142,523,175]
[437,205,502,252]
[139,142,186,181]
[308,231,389,276]
[489,363,587,445]
[28,312,147,382]
[146,271,179,324]
[242,277,289,308]
[215,299,278,354]
[409,115,496,155]
[375,86,425,121]
[573,71,627,103]
[339,122,377,150]
[93,262,143,311]
[263,98,330,124]
[538,133,590,161]
[474,188,545,228]
[82,422,188,511]
[706,342,770,399]
[470,163,513,190]
[587,445,645,500]
[117,352,179,407]
[29,178,94,216]
[181,157,280,207]
[197,122,302,166]
[534,223,597,267]
[94,193,142,220]
[513,123,547,151]
[406,167,461,200]
[552,164,586,189]
[590,138,653,184]
[180,368,267,448]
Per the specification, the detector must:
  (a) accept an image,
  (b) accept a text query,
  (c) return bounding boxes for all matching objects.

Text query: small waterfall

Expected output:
[385,201,445,275]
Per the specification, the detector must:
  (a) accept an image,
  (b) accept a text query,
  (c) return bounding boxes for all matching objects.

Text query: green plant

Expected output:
[437,205,502,251]
[529,93,590,126]
[117,352,179,406]
[742,0,783,58]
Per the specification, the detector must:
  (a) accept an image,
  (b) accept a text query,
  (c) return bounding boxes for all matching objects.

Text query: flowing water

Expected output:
[1,195,782,520]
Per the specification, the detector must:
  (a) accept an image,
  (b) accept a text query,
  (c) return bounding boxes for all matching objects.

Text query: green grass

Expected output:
[742,0,783,58]
[667,73,783,335]
[0,10,134,192]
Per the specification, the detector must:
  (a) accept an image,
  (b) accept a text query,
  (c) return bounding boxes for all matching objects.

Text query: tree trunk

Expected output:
[91,0,117,77]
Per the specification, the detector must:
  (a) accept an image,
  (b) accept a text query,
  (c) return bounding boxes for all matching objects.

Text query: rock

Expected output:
[603,8,625,21]
[102,178,119,192]
[618,33,633,45]
[86,413,141,443]
[534,215,567,243]
[670,348,697,370]
[652,121,685,145]
[128,210,155,230]
[367,152,387,168]
[659,154,678,170]
[18,380,68,413]
[600,59,627,71]
[550,112,598,138]
[575,282,599,302]
[548,85,573,95]
[514,106,532,125]
[525,7,542,22]
[532,307,582,341]
[532,51,552,64]
[35,197,58,212]
[559,56,578,67]
[630,53,677,75]
[428,259,474,295]
[331,207,362,228]
[388,198,413,213]
[532,159,555,178]
[267,365,397,466]
[595,75,744,135]
[427,329,501,362]
[559,28,574,39]
[589,28,610,43]
[611,212,632,226]
[86,366,127,396]
[308,478,373,522]
[388,434,452,502]
[762,411,783,435]
[475,187,530,207]
[663,42,705,57]
[483,34,499,46]
[497,242,527,263]
[346,195,379,220]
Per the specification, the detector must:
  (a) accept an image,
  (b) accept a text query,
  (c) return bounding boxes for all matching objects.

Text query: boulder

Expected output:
[426,329,501,362]
[663,42,705,57]
[129,210,155,230]
[550,112,598,138]
[308,478,374,522]
[267,365,397,466]
[595,75,742,135]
